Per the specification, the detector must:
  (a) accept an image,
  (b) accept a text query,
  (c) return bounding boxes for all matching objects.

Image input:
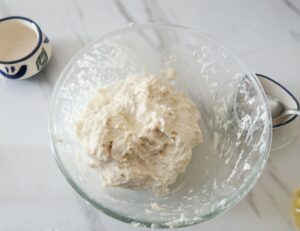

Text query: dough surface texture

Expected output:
[76,70,202,195]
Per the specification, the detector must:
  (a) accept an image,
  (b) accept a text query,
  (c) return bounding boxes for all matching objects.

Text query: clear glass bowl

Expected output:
[49,24,272,228]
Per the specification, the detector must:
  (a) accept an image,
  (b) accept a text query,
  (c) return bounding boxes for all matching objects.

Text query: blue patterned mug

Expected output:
[0,16,52,80]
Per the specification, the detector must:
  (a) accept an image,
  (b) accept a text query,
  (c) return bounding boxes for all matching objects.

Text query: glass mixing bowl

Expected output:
[49,24,272,228]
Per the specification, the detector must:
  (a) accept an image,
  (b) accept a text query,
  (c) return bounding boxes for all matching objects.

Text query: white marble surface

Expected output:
[1,0,300,230]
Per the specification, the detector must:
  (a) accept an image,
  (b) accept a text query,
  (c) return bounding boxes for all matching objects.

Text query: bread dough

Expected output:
[76,69,202,195]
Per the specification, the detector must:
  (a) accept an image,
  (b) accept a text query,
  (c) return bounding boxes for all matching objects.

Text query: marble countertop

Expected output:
[1,0,300,230]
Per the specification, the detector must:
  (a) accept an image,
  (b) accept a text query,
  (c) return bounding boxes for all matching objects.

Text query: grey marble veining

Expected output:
[283,0,300,17]
[0,0,300,230]
[114,0,136,23]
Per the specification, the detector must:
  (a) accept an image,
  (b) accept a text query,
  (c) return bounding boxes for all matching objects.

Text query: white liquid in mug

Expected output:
[0,19,38,62]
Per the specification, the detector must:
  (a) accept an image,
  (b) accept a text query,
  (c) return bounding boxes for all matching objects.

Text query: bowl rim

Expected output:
[48,23,273,228]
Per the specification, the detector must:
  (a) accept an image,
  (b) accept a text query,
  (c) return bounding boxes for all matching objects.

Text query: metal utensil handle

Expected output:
[282,109,300,116]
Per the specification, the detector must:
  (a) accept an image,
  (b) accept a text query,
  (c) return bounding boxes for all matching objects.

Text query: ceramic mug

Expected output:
[0,16,52,80]
[257,74,300,151]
